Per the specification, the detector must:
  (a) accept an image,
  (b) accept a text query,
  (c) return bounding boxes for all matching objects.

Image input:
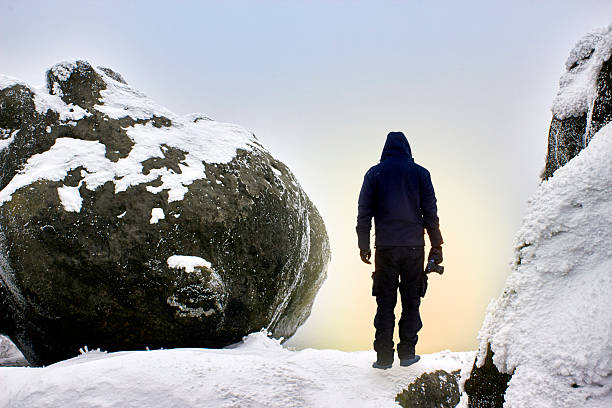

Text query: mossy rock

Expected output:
[0,60,329,366]
[396,369,461,408]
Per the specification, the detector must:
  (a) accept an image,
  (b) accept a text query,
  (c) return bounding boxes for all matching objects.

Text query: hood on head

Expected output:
[380,131,412,161]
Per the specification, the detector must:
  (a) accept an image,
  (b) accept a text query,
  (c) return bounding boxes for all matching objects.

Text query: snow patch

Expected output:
[0,129,17,152]
[57,185,82,213]
[167,255,212,272]
[94,68,174,120]
[149,208,165,224]
[33,91,90,122]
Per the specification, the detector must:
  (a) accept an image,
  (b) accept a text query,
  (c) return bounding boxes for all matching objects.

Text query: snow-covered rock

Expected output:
[0,60,330,366]
[461,25,612,408]
[543,24,612,179]
[0,330,472,408]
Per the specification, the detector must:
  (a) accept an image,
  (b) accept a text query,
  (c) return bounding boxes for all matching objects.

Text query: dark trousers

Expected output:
[372,246,424,362]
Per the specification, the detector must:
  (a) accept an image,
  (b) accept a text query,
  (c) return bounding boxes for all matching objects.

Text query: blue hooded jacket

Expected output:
[356,132,443,249]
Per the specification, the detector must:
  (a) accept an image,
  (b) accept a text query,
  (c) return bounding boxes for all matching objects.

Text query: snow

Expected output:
[0,138,110,206]
[50,61,77,82]
[0,129,17,152]
[0,74,27,90]
[460,123,612,408]
[56,185,82,212]
[94,69,174,120]
[167,255,212,272]
[1,72,89,123]
[0,330,472,407]
[33,91,90,122]
[552,23,612,121]
[0,61,256,209]
[149,207,165,224]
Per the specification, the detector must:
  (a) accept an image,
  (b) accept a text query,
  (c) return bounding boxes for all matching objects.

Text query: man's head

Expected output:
[381,131,412,161]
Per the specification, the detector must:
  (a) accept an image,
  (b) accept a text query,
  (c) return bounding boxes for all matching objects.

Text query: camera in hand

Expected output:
[425,259,444,275]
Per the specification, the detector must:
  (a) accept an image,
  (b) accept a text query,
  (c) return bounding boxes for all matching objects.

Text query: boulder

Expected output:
[461,25,612,408]
[0,60,330,366]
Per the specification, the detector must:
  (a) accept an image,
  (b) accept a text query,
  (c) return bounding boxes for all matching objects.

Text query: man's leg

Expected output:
[397,247,424,360]
[373,247,400,365]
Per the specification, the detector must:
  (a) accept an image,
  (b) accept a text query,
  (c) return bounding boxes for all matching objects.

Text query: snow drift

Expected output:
[0,330,472,408]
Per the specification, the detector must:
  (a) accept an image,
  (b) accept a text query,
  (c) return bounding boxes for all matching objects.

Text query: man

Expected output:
[356,131,443,369]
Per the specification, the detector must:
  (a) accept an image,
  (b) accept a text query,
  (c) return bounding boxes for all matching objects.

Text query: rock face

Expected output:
[396,369,461,408]
[461,25,612,408]
[0,60,330,366]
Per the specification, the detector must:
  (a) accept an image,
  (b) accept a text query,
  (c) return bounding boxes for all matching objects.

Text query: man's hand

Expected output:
[428,246,443,264]
[360,249,372,264]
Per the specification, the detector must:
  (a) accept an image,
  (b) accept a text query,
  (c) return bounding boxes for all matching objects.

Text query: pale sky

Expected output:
[2,0,611,353]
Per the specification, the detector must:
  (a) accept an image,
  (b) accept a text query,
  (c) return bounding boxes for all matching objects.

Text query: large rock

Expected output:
[460,25,612,408]
[0,60,330,366]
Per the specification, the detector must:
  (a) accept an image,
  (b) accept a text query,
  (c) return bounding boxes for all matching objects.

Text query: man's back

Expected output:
[356,132,442,250]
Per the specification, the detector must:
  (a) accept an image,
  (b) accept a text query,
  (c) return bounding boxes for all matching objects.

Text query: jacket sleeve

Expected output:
[356,170,375,250]
[420,169,443,247]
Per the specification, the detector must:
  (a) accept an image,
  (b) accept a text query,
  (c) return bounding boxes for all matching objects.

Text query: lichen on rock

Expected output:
[0,60,330,366]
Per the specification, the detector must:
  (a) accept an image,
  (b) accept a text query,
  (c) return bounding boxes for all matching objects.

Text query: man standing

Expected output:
[356,131,443,369]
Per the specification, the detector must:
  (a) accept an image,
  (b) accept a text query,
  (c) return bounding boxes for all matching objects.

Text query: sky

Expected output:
[1,0,611,354]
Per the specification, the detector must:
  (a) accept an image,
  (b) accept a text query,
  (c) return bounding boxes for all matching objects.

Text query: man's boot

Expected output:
[399,355,420,367]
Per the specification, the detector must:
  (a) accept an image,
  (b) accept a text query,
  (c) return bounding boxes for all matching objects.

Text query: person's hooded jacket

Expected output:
[356,132,443,249]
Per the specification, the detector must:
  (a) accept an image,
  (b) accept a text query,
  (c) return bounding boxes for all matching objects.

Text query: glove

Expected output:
[428,246,443,264]
[360,249,371,264]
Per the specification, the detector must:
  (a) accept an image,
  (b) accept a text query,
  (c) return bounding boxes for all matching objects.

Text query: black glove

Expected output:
[360,249,371,264]
[428,246,443,264]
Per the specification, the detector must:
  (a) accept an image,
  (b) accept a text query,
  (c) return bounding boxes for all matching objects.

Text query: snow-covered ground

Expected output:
[0,331,472,408]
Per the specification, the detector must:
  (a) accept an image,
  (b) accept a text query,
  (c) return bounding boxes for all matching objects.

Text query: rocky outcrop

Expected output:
[0,60,330,366]
[462,25,612,408]
[396,369,461,408]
